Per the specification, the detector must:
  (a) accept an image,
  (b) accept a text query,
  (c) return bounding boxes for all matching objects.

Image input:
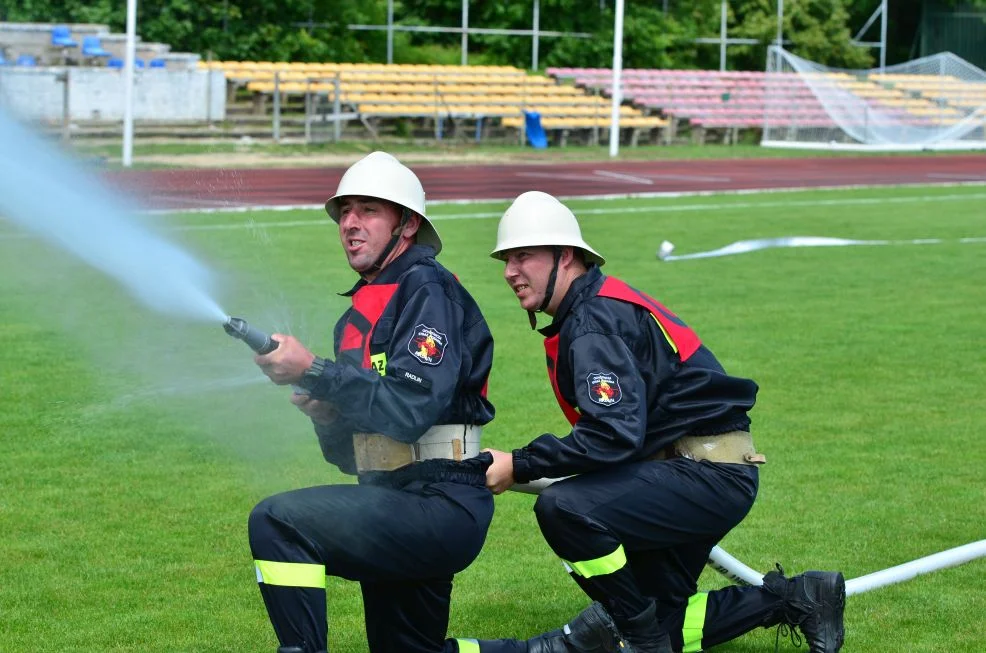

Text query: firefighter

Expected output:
[248,152,496,653]
[449,191,844,653]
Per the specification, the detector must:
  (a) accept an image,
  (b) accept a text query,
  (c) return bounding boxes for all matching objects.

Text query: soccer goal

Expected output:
[762,46,986,151]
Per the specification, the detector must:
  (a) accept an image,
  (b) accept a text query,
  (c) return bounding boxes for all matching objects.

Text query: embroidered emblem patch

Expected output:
[586,372,622,406]
[408,324,447,365]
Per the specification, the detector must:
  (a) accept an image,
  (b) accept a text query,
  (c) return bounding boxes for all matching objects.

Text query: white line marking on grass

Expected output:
[144,180,986,217]
[123,191,986,235]
[145,203,325,216]
[178,218,336,232]
[6,189,985,240]
[148,194,249,207]
[926,173,986,181]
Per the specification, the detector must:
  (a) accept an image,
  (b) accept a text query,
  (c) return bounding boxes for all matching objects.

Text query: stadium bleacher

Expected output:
[205,60,668,145]
[4,20,977,147]
[546,66,981,144]
[0,22,199,70]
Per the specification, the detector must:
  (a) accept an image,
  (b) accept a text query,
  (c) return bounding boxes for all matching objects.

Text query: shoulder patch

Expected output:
[586,372,622,406]
[408,324,447,366]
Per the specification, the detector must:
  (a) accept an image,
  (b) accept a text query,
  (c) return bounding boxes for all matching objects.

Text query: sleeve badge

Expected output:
[408,324,447,365]
[586,372,622,406]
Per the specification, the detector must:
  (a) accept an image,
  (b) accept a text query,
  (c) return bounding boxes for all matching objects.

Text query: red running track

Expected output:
[107,155,986,211]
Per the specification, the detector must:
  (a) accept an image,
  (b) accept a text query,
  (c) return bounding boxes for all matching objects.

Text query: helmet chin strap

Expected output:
[366,207,411,277]
[528,246,562,330]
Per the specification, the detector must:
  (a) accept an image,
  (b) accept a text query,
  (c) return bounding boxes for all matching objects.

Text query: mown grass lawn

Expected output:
[1,184,983,652]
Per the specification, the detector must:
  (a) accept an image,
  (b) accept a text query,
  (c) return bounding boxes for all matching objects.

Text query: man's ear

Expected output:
[401,212,422,239]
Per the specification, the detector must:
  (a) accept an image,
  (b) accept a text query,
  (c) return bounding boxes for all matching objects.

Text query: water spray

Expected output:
[222,316,278,354]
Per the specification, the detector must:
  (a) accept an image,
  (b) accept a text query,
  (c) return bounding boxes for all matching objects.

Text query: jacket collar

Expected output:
[538,265,604,337]
[340,244,436,296]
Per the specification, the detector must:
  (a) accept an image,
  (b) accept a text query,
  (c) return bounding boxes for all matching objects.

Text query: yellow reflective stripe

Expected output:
[564,545,627,579]
[370,352,387,376]
[681,591,708,653]
[651,314,679,354]
[254,560,326,588]
[454,639,480,653]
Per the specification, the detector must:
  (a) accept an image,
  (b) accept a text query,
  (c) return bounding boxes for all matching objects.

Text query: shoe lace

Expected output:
[774,622,804,653]
[771,563,805,653]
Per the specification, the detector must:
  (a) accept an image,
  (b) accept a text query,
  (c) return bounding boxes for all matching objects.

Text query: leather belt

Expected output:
[353,424,483,473]
[651,430,766,466]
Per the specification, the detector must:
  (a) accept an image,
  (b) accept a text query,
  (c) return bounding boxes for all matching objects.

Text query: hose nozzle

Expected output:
[223,316,278,355]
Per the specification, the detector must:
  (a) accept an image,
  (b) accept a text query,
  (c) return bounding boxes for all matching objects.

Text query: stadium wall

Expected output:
[0,68,225,122]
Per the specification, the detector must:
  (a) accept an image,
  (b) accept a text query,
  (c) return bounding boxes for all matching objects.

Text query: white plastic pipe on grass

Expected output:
[844,540,986,596]
[509,478,986,595]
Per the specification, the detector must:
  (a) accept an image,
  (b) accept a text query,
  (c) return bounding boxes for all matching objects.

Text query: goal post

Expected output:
[762,46,986,151]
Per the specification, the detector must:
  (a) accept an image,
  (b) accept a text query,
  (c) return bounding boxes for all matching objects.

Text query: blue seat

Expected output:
[0,52,7,66]
[15,54,37,67]
[523,110,549,149]
[149,58,166,69]
[82,36,111,58]
[51,25,78,48]
[107,57,145,69]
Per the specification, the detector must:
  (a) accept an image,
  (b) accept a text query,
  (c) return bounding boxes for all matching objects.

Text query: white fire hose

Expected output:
[509,477,986,596]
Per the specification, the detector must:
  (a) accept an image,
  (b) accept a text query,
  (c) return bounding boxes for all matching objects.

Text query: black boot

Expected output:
[526,602,622,653]
[614,603,672,653]
[564,602,623,653]
[526,633,570,653]
[762,566,846,653]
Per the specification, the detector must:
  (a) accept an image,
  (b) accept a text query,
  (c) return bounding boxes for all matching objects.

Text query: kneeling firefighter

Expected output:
[246,152,497,653]
[449,191,845,653]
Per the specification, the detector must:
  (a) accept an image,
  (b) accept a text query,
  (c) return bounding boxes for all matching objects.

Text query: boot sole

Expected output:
[810,571,846,652]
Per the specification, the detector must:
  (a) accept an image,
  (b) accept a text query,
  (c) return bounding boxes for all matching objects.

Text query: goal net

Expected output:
[762,46,986,151]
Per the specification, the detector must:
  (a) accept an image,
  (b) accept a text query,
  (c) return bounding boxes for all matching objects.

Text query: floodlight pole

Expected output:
[879,0,888,71]
[532,0,540,70]
[777,0,783,48]
[461,0,469,65]
[122,0,137,167]
[608,0,625,158]
[720,1,727,72]
[386,0,394,64]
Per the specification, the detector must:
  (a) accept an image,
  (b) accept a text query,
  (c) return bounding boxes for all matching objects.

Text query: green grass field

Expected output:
[1,184,984,652]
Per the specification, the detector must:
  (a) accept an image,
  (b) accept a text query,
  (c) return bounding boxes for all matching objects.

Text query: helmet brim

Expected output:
[325,195,443,256]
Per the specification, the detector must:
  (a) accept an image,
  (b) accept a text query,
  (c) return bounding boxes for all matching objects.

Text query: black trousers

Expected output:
[248,459,494,653]
[455,582,785,653]
[533,458,758,629]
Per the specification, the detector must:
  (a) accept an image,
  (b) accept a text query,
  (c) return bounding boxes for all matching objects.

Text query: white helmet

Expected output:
[325,151,442,255]
[490,191,605,266]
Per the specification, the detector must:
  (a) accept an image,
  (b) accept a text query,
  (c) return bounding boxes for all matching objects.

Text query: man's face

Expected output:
[337,196,403,274]
[501,247,556,312]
